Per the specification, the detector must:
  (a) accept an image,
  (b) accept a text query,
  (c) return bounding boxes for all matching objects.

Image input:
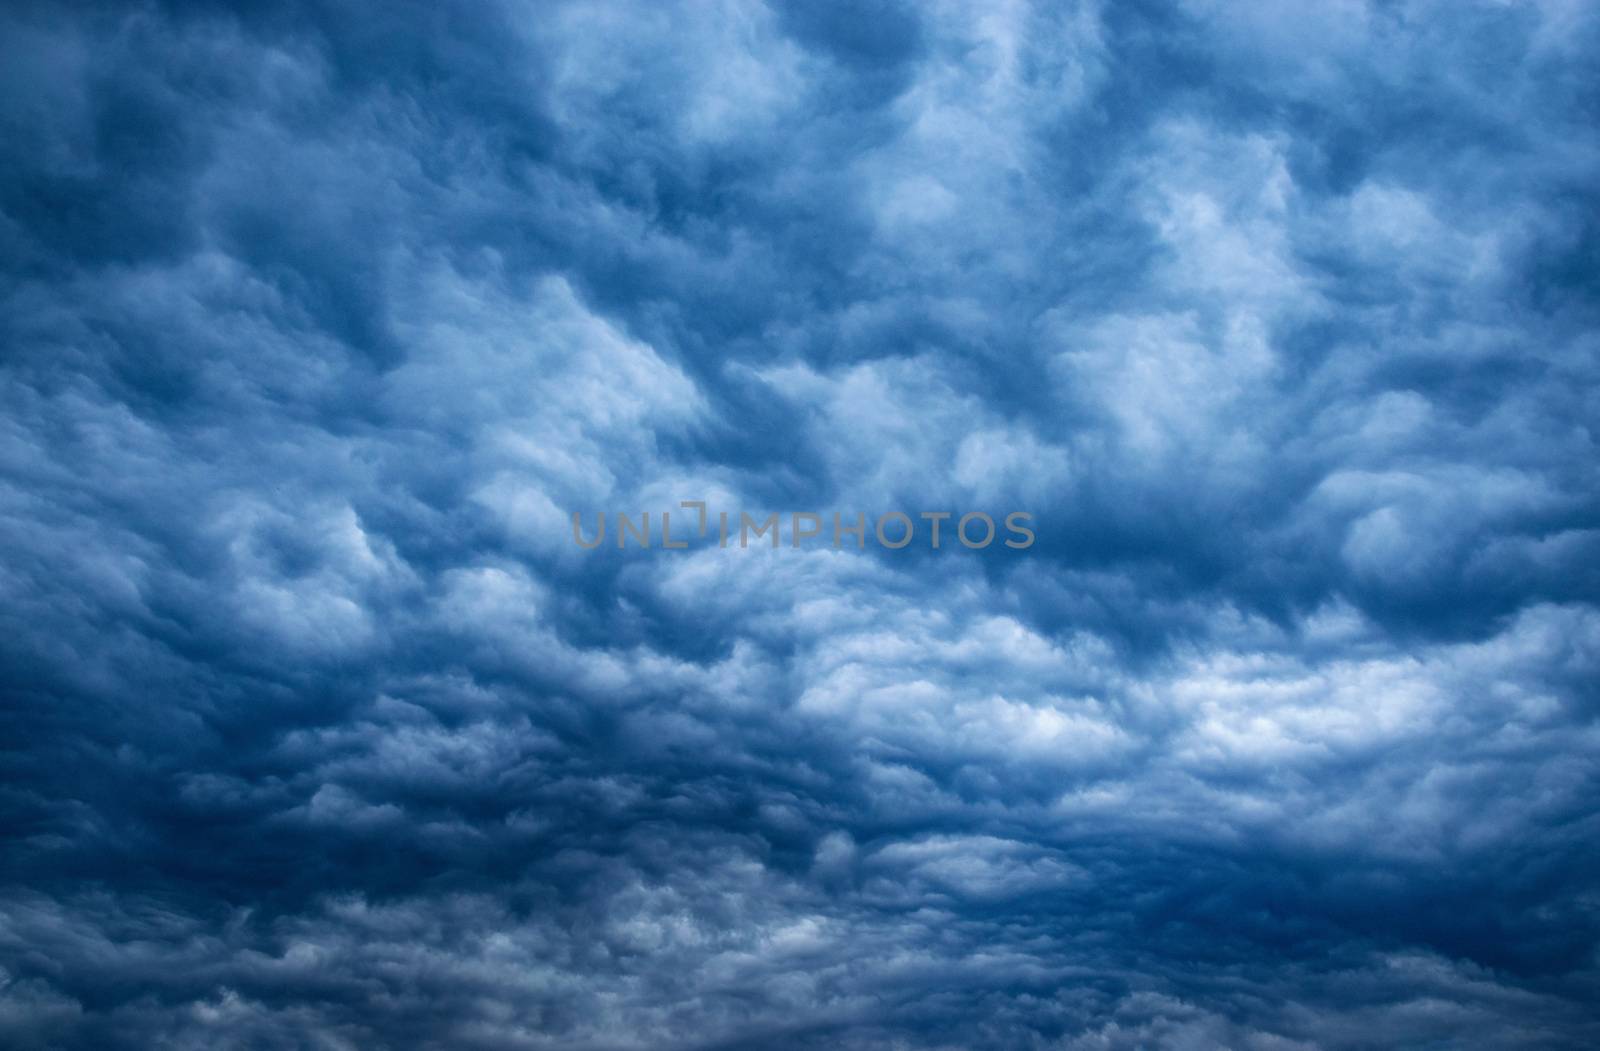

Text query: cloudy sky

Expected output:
[2,1,1598,1048]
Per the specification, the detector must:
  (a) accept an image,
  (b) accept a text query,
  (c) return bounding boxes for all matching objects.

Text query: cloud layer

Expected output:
[2,1,1598,1047]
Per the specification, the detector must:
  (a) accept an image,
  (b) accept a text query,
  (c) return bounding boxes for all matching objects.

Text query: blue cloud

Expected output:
[2,1,1598,1048]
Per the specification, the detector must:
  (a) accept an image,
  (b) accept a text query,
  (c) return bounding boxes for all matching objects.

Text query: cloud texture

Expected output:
[2,1,1598,1047]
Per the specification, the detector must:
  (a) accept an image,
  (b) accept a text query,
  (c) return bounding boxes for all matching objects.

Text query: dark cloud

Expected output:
[2,0,1599,1048]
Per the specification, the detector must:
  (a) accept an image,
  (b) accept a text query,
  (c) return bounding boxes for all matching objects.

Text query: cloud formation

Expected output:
[2,1,1598,1048]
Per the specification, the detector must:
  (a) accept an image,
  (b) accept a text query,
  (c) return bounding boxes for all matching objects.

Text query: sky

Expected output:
[1,1,1598,1048]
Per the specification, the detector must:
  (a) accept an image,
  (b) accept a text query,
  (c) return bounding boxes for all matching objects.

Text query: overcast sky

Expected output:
[2,1,1598,1048]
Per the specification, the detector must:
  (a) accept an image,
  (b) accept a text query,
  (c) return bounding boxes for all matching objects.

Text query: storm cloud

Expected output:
[2,1,1598,1048]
